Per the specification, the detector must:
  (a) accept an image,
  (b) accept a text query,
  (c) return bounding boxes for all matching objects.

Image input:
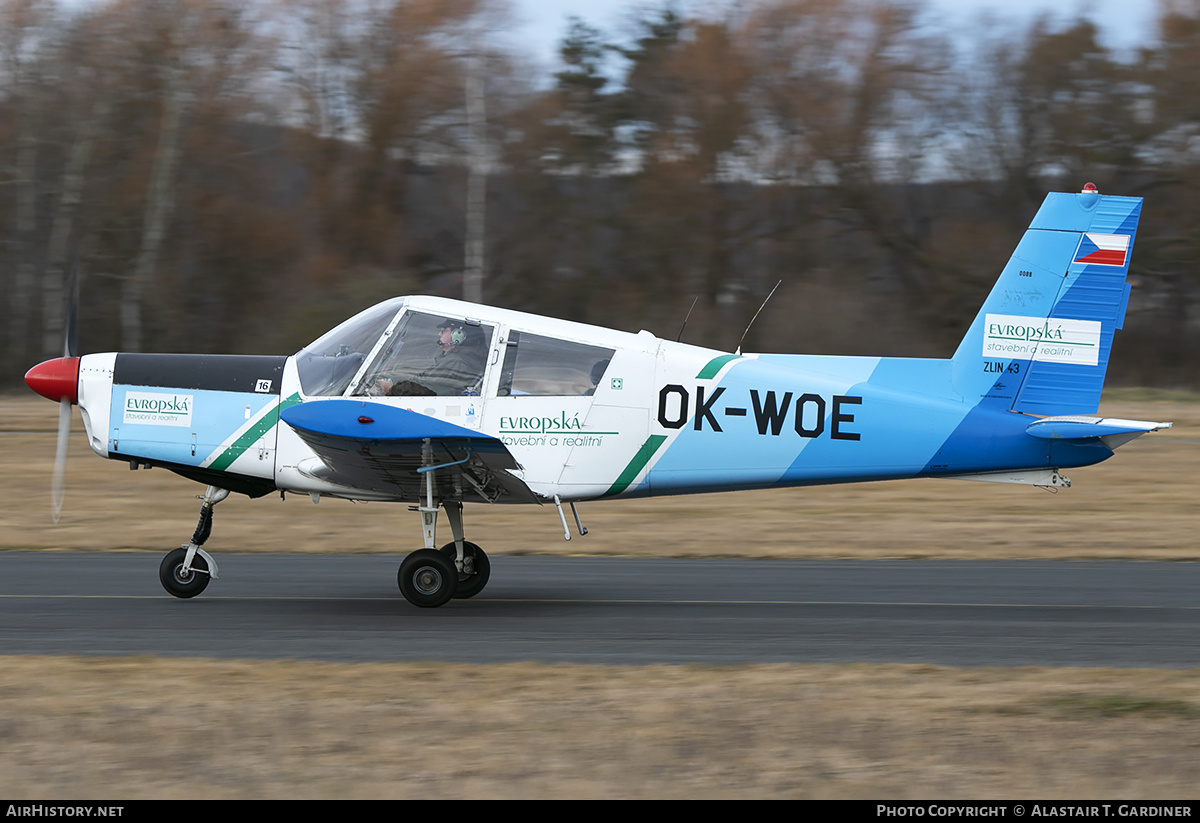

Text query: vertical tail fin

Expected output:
[951,186,1142,415]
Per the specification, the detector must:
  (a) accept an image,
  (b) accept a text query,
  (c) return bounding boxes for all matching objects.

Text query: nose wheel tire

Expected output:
[439,541,491,599]
[398,549,458,608]
[159,547,211,599]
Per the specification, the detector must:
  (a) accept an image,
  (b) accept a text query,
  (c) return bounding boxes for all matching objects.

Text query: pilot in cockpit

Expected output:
[372,318,486,397]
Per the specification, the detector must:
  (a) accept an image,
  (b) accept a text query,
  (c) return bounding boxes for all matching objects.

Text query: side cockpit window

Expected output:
[353,312,494,397]
[498,331,614,396]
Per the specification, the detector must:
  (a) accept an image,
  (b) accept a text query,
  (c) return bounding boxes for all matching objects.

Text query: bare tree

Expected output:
[0,0,56,369]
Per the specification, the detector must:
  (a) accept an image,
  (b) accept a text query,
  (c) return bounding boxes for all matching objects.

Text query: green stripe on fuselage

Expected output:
[207,393,301,472]
[696,354,740,380]
[601,434,667,498]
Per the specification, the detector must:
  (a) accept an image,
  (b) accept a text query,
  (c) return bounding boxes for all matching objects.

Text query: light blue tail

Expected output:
[951,188,1142,415]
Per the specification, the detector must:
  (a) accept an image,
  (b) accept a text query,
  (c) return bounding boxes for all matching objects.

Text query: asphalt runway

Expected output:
[1,552,1198,667]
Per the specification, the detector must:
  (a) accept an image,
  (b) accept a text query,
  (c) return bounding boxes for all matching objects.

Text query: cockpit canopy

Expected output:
[295,299,615,399]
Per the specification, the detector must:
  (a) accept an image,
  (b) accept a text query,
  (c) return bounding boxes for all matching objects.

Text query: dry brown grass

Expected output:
[1,656,1199,799]
[2,392,1196,560]
[3,392,1198,799]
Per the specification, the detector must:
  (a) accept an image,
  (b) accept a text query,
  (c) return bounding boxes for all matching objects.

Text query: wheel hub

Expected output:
[413,566,442,595]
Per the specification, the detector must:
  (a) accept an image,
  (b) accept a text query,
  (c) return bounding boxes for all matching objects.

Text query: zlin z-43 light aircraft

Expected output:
[25,185,1172,607]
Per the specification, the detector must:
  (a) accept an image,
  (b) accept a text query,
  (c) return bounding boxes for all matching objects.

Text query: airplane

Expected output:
[23,183,1172,607]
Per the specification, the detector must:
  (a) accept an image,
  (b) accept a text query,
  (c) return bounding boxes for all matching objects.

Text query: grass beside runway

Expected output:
[1,655,1198,799]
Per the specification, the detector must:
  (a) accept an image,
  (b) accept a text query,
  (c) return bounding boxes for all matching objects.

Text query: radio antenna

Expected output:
[735,280,781,355]
[675,295,699,343]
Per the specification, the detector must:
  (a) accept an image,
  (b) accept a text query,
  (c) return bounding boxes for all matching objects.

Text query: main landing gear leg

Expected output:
[439,501,490,600]
[159,485,227,599]
[396,443,489,608]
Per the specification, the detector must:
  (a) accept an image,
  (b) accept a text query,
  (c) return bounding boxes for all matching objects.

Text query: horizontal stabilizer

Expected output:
[281,400,537,503]
[1025,416,1172,450]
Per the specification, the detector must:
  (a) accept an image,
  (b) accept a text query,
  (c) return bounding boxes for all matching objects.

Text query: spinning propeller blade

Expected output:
[26,264,81,522]
[54,269,78,522]
[25,357,81,523]
[51,398,71,524]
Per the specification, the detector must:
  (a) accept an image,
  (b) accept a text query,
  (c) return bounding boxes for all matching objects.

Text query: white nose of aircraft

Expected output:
[25,357,80,405]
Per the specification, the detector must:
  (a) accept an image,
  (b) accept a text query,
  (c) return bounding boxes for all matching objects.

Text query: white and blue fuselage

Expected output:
[62,188,1165,506]
[24,186,1170,605]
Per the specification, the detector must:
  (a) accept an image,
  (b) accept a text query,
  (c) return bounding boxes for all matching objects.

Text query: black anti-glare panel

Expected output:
[113,353,287,394]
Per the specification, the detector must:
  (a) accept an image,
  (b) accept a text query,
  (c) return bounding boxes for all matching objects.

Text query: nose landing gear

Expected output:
[159,485,226,599]
[159,546,212,598]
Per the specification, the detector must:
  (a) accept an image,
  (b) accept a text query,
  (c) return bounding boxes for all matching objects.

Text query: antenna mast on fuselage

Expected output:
[735,280,781,355]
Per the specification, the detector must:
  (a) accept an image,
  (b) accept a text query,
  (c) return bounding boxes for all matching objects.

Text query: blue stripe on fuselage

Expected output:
[644,352,1116,496]
[775,357,971,484]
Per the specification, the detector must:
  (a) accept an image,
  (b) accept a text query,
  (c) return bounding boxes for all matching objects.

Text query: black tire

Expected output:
[398,549,458,608]
[159,547,211,599]
[439,541,491,599]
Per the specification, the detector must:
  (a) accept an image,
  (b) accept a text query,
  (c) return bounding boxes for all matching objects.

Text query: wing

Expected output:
[280,399,538,504]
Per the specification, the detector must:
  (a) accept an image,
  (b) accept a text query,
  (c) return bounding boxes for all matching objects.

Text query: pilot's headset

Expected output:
[439,320,466,346]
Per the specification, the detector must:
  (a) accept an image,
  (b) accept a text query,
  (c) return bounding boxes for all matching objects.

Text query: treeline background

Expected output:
[3,0,1198,389]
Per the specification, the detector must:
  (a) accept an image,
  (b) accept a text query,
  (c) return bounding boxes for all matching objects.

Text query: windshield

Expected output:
[294,299,403,396]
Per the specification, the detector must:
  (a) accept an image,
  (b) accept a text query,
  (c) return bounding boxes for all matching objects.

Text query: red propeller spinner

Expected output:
[25,357,80,405]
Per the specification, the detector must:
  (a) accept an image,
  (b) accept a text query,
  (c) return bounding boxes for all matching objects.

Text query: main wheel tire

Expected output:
[439,541,491,599]
[398,549,458,608]
[159,547,210,599]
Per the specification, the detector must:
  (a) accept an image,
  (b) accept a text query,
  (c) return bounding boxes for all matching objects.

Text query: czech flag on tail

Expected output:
[1073,232,1130,267]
